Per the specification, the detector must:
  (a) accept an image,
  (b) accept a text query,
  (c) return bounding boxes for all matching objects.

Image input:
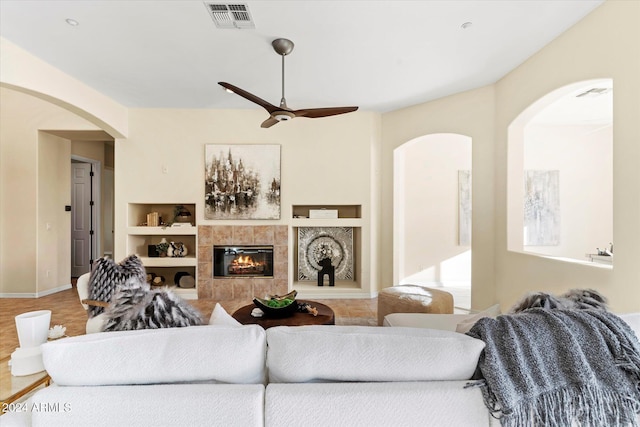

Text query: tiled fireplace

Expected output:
[197,225,288,300]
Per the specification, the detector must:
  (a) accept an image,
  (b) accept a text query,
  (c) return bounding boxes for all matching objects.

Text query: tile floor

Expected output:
[0,286,378,360]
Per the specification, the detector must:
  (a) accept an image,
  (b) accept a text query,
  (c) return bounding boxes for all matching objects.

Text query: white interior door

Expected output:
[71,162,93,277]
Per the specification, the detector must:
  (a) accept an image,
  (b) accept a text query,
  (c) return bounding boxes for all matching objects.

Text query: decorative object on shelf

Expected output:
[174,205,192,223]
[317,257,335,286]
[151,275,166,286]
[146,212,159,227]
[147,245,160,257]
[48,324,67,340]
[524,170,560,246]
[174,272,195,288]
[458,170,472,246]
[298,227,354,282]
[167,241,188,257]
[204,144,281,220]
[155,238,170,257]
[11,310,51,376]
[309,209,338,219]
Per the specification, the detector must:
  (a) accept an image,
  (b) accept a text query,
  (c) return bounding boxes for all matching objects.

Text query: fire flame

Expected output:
[232,255,262,266]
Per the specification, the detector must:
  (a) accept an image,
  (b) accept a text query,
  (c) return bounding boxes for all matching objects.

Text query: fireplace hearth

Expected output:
[213,245,274,278]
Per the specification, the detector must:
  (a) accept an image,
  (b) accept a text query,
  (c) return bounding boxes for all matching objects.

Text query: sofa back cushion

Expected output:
[266,325,485,383]
[43,325,266,386]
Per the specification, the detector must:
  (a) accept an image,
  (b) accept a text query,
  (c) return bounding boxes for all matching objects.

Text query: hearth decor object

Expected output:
[253,290,298,318]
[298,227,354,282]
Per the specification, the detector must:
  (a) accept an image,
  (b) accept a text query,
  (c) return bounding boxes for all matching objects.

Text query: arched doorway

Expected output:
[393,133,472,310]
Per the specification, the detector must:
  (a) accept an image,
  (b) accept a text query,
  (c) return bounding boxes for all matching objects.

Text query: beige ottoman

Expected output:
[377,285,454,326]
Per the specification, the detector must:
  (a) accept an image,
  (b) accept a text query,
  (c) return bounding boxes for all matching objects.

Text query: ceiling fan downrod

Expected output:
[272,38,294,109]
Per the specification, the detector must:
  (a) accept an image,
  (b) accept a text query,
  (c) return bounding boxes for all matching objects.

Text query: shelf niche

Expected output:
[126,203,197,299]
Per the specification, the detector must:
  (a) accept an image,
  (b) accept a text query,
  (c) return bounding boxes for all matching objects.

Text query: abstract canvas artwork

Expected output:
[458,170,472,246]
[524,170,560,246]
[298,227,354,281]
[204,144,281,220]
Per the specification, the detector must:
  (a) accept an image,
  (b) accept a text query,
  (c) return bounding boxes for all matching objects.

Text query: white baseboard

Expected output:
[0,283,72,298]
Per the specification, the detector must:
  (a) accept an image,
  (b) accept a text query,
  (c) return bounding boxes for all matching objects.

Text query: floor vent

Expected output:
[204,2,255,29]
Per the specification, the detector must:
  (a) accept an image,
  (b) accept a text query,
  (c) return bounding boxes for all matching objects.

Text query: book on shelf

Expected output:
[146,212,159,227]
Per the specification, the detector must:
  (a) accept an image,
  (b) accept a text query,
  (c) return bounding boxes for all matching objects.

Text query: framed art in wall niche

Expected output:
[524,170,560,246]
[204,144,281,220]
[458,170,472,246]
[297,227,354,282]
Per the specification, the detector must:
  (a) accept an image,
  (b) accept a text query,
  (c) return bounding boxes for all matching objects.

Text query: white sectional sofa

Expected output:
[2,312,639,427]
[2,324,494,427]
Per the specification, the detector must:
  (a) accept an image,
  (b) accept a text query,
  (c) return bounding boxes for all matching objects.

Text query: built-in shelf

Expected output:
[290,204,364,297]
[292,204,361,219]
[127,203,198,296]
[127,226,196,236]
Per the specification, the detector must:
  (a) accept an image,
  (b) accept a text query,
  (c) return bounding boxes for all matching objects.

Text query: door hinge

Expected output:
[89,230,94,235]
[90,171,94,177]
[89,259,94,265]
[89,201,94,206]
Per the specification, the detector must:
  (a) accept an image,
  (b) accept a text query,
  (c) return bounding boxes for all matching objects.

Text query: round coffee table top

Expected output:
[232,300,335,329]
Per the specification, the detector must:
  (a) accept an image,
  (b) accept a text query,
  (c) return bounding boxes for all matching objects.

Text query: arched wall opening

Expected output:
[394,133,472,310]
[507,78,613,266]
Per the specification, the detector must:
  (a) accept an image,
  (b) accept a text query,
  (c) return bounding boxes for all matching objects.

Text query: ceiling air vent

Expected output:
[204,2,255,29]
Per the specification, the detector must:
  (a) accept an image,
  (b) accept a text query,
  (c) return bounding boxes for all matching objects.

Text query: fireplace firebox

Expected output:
[213,245,274,278]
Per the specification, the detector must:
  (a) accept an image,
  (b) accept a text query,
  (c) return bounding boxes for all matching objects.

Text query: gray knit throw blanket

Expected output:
[466,309,640,427]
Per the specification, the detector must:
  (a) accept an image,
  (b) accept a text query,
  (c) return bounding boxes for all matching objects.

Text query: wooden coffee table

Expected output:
[232,300,335,329]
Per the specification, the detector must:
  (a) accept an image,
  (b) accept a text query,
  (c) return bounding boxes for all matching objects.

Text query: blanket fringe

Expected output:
[492,384,640,427]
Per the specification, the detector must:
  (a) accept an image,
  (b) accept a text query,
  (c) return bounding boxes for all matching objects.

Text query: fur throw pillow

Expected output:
[509,289,608,314]
[102,277,202,331]
[88,255,146,317]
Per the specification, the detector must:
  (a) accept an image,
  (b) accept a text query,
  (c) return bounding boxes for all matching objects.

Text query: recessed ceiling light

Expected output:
[65,18,79,26]
[461,22,473,30]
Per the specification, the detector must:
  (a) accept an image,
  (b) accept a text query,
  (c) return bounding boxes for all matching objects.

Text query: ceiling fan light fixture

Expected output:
[274,112,295,122]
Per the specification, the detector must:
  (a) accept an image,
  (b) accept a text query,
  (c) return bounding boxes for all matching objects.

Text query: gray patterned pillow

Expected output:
[88,255,146,317]
[102,277,202,331]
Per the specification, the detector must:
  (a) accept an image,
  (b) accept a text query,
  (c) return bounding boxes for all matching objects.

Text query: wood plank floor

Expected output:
[0,286,377,360]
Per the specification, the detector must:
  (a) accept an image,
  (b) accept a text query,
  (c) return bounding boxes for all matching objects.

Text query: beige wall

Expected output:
[494,0,639,312]
[382,86,496,310]
[0,88,101,295]
[522,124,612,260]
[114,109,380,295]
[1,1,638,311]
[38,133,71,293]
[395,133,472,283]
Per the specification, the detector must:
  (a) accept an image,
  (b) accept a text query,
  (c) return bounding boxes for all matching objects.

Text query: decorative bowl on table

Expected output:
[253,290,298,318]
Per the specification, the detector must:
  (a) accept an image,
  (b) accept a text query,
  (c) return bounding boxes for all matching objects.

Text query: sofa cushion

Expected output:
[209,303,242,327]
[266,325,485,383]
[30,383,264,427]
[265,382,490,427]
[455,304,502,334]
[42,325,266,386]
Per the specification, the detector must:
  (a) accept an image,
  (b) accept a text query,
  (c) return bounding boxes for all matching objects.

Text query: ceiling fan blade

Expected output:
[261,117,280,128]
[293,106,359,118]
[218,82,280,114]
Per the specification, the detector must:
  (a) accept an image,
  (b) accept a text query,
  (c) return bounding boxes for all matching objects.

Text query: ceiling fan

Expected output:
[219,38,358,128]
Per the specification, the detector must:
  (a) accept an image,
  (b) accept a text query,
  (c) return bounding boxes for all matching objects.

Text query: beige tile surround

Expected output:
[197,225,288,300]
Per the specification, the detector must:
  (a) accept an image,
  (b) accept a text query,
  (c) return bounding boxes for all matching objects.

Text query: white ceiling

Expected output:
[0,0,604,113]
